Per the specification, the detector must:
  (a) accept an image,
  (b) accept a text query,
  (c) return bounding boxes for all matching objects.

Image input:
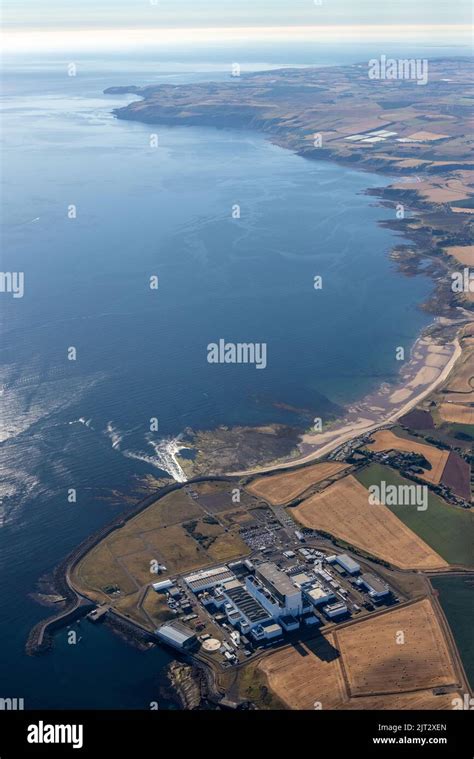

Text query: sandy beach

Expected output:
[230,320,466,477]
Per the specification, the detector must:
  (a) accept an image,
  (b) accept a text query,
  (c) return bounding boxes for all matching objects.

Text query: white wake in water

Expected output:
[104,421,122,450]
[99,419,188,482]
[124,436,188,482]
[69,417,94,429]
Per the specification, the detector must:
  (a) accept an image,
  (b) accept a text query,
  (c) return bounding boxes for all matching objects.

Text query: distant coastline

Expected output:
[105,58,473,478]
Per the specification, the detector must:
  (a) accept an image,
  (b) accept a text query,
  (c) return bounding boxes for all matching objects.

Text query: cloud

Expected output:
[1,24,471,54]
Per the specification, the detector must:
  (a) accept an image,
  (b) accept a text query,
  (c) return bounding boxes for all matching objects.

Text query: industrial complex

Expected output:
[152,544,396,665]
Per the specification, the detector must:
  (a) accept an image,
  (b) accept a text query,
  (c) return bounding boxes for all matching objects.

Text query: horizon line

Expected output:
[2,24,472,54]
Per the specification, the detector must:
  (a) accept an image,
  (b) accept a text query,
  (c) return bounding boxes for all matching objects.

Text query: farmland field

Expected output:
[356,465,474,567]
[292,474,446,570]
[246,461,348,505]
[441,452,471,501]
[257,633,346,710]
[365,429,450,484]
[399,409,434,429]
[335,599,458,695]
[445,245,474,266]
[431,575,474,688]
[255,600,459,710]
[439,403,474,425]
[440,341,474,400]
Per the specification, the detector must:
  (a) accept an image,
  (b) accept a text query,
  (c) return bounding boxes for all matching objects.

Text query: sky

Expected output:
[1,0,472,53]
[3,0,473,30]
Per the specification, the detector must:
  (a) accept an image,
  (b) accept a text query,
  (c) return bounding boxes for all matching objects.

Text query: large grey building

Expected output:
[155,621,199,652]
[254,562,303,616]
[358,573,390,600]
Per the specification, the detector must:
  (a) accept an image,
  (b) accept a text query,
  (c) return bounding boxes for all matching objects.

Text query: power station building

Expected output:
[201,579,272,634]
[252,562,303,617]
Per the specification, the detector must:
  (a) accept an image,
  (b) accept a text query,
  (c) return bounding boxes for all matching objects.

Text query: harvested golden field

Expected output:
[441,344,474,397]
[415,179,471,204]
[446,245,474,266]
[256,601,458,710]
[342,691,461,710]
[395,158,431,169]
[438,403,474,425]
[408,130,449,141]
[258,634,346,710]
[335,600,458,696]
[366,430,449,484]
[293,475,447,570]
[246,461,348,505]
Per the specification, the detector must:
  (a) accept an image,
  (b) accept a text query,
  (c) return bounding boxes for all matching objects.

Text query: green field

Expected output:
[431,575,474,689]
[446,423,474,440]
[356,464,474,567]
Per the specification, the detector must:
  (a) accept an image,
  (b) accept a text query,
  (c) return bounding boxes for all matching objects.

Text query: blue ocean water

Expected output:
[0,42,455,707]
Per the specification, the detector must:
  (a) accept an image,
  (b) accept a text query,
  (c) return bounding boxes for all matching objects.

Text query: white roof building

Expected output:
[334,554,360,575]
[155,621,198,651]
[184,566,235,592]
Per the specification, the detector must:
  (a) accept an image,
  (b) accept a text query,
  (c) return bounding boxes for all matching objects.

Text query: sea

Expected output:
[0,39,467,708]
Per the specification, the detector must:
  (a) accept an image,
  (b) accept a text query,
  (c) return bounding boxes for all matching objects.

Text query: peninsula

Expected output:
[26,59,473,713]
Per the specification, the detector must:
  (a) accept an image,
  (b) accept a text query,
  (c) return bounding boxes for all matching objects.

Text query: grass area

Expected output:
[141,587,176,627]
[183,518,223,547]
[431,575,474,689]
[73,487,249,617]
[356,465,474,567]
[237,660,286,710]
[445,423,474,440]
[221,510,254,527]
[73,543,138,599]
[114,591,149,627]
[107,534,146,557]
[138,524,208,574]
[129,490,204,529]
[206,532,248,561]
